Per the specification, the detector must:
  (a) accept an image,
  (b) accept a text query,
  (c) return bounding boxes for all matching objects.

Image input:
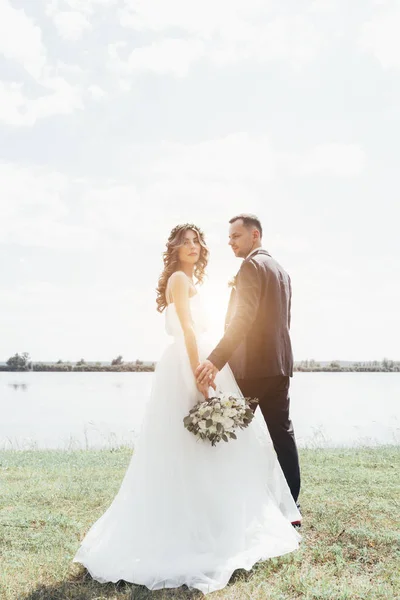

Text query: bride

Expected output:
[73,224,301,594]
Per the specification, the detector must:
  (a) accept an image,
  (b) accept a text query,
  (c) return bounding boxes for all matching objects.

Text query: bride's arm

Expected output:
[169,272,201,377]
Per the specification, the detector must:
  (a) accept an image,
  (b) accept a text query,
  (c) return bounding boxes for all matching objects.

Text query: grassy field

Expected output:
[0,447,399,600]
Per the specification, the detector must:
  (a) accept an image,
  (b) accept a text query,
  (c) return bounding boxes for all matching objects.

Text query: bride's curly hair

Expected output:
[156,224,209,313]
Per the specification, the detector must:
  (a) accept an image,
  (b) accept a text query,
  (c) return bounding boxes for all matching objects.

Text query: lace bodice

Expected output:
[165,294,208,338]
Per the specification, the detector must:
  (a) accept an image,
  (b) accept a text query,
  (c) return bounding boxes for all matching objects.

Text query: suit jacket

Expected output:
[208,249,293,379]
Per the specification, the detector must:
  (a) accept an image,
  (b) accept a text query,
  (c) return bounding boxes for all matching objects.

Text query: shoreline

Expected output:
[1,365,400,372]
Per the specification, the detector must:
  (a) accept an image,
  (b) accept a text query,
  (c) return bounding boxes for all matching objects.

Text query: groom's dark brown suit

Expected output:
[208,249,301,502]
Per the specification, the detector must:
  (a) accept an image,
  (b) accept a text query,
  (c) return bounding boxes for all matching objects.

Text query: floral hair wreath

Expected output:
[168,223,205,242]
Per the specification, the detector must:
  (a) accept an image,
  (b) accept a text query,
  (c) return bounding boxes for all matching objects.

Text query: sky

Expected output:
[0,0,399,363]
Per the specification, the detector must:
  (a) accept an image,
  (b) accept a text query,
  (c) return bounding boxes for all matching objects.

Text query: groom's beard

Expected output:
[231,247,244,258]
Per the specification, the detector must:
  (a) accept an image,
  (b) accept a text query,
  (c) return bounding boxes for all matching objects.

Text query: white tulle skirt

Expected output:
[73,334,301,594]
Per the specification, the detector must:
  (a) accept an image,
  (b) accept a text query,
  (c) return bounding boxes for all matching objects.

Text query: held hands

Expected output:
[195,360,219,390]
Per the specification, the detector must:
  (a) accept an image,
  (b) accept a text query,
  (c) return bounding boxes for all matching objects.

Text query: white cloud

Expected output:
[359,8,400,69]
[46,0,116,40]
[116,1,322,75]
[68,0,116,12]
[0,0,84,125]
[287,143,366,177]
[0,82,26,126]
[0,163,95,249]
[36,76,83,116]
[82,185,144,235]
[309,0,339,13]
[44,0,116,46]
[225,15,320,68]
[0,162,66,238]
[52,10,92,40]
[146,135,365,182]
[0,0,47,79]
[88,84,107,100]
[118,78,132,92]
[153,133,276,181]
[47,0,116,18]
[119,0,269,37]
[199,16,321,70]
[109,38,205,77]
[0,77,83,127]
[0,163,151,252]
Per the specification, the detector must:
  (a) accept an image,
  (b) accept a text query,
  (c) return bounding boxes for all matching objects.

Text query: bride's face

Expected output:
[178,229,201,265]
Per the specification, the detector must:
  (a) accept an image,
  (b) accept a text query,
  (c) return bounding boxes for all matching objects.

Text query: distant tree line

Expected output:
[0,353,155,372]
[293,358,400,372]
[2,353,400,373]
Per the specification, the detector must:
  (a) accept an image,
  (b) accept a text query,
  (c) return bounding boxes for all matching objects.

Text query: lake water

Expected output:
[1,372,399,450]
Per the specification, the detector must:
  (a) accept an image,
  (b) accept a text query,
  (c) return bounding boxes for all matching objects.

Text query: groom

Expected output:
[196,214,301,506]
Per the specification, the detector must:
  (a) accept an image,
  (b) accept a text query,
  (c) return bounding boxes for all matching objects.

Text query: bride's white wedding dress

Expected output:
[73,294,301,594]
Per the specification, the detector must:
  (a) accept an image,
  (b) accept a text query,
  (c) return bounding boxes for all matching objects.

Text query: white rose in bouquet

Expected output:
[222,417,234,429]
[224,408,237,418]
[212,414,224,424]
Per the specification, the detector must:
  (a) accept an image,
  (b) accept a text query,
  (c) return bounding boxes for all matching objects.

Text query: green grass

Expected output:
[0,447,399,600]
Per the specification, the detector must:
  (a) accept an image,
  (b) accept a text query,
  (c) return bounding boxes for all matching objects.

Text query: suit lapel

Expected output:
[225,250,270,327]
[225,287,236,329]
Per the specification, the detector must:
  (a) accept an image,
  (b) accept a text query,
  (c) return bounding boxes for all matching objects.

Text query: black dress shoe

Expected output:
[291,520,301,529]
[291,502,302,528]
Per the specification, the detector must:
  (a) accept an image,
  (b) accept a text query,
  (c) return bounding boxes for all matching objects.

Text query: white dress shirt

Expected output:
[245,247,263,260]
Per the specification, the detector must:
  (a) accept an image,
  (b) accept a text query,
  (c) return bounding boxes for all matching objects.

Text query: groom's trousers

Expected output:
[236,375,301,503]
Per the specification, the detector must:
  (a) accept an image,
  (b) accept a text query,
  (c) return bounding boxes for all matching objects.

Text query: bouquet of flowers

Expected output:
[183,392,258,446]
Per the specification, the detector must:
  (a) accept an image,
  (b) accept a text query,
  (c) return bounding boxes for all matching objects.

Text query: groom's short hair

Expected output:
[229,214,263,238]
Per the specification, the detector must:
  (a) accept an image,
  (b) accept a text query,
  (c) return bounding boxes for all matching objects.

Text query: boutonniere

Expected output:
[228,275,237,289]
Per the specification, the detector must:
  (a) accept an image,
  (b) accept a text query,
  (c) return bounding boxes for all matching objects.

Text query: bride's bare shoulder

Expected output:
[167,271,190,287]
[166,271,190,299]
[168,271,187,281]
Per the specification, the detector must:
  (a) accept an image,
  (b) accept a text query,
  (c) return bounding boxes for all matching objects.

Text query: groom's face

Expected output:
[228,220,254,258]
